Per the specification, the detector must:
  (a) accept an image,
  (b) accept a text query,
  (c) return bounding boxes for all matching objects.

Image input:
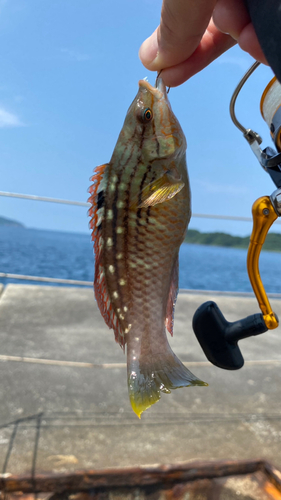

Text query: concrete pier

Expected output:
[0,284,281,476]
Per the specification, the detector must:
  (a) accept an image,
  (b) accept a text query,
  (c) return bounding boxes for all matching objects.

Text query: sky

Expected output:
[0,0,280,236]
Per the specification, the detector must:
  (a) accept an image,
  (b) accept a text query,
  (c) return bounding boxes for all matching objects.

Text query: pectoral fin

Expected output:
[131,172,185,209]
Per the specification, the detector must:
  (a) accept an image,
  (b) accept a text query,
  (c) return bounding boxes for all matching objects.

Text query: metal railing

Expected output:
[0,273,92,286]
[0,191,89,207]
[2,190,281,223]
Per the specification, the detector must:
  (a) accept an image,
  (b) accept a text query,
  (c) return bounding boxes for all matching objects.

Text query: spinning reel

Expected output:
[193,62,281,370]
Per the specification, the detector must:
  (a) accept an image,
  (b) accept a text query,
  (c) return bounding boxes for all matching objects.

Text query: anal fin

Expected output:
[165,256,179,336]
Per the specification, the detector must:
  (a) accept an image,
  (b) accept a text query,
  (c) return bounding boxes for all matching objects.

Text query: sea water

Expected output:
[1,226,281,294]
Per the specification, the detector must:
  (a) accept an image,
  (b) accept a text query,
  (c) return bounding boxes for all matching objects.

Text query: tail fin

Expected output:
[127,348,207,418]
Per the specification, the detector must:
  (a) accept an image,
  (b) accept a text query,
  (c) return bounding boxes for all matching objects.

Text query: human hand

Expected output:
[139,0,268,87]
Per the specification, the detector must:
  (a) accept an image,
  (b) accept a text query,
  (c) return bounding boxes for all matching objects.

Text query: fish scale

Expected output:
[89,76,207,417]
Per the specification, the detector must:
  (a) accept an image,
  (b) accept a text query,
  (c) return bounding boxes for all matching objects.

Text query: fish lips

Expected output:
[138,76,167,99]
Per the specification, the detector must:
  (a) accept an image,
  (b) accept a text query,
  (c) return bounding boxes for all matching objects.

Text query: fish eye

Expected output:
[137,107,153,124]
[143,108,153,122]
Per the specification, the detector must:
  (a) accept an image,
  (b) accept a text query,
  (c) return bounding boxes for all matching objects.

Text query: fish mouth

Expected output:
[139,76,167,99]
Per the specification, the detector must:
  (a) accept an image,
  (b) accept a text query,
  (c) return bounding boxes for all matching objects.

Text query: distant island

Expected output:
[185,229,281,253]
[0,216,24,227]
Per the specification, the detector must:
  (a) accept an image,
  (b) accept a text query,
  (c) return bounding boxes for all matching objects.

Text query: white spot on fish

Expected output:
[123,306,128,312]
[96,213,103,227]
[117,200,124,208]
[119,278,126,286]
[124,324,132,334]
[116,253,123,260]
[117,308,121,313]
[116,226,124,234]
[107,209,113,220]
[113,291,119,299]
[107,237,113,247]
[108,265,115,274]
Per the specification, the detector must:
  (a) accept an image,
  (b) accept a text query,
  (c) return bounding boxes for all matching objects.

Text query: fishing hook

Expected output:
[156,69,170,93]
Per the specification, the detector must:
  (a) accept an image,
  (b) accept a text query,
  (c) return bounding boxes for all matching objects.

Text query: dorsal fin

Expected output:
[165,256,179,336]
[88,164,125,348]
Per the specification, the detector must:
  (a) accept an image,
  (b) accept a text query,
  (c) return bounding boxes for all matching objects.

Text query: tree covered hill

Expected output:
[0,216,24,227]
[185,229,281,253]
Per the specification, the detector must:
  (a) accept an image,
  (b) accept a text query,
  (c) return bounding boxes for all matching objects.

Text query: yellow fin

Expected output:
[127,353,207,418]
[133,172,185,209]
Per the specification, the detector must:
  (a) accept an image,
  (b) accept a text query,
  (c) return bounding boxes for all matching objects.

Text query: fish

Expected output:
[88,75,207,418]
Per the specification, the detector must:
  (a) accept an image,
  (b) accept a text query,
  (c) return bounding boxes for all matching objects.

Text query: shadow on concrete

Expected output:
[2,413,43,482]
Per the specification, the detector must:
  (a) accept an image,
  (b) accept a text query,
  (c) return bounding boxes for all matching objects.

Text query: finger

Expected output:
[139,0,217,71]
[213,0,250,40]
[238,23,268,65]
[160,21,236,87]
[213,0,268,64]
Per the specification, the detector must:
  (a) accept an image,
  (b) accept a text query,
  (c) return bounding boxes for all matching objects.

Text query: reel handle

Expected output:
[193,301,267,370]
[192,196,279,370]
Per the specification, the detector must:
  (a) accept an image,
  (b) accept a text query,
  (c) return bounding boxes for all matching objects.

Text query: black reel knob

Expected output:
[192,301,268,370]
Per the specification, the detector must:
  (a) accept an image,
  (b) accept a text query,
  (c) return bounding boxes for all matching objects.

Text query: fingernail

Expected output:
[139,30,160,70]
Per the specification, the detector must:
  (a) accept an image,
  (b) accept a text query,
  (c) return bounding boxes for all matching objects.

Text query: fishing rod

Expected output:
[192,61,281,370]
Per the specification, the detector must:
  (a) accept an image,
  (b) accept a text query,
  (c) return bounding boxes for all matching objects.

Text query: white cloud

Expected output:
[0,107,22,127]
[60,48,90,62]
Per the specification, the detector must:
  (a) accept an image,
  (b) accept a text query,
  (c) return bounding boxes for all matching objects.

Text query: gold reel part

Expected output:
[247,196,279,329]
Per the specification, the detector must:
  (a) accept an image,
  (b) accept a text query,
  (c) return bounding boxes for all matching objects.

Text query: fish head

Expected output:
[121,76,187,162]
